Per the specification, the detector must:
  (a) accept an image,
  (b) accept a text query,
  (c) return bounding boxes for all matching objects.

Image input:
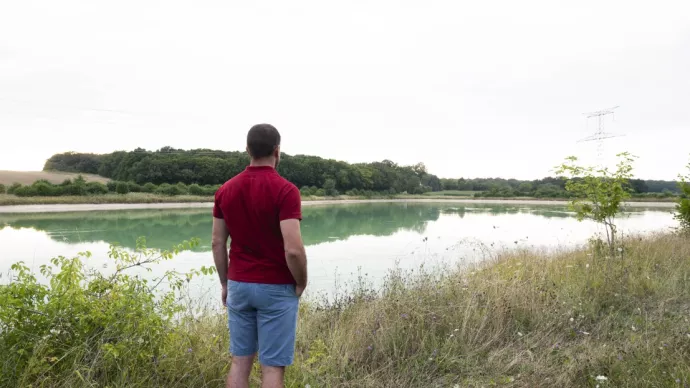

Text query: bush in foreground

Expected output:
[1,234,689,387]
[676,159,690,232]
[0,238,215,387]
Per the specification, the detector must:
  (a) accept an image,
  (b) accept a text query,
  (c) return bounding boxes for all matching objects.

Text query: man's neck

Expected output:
[249,158,276,168]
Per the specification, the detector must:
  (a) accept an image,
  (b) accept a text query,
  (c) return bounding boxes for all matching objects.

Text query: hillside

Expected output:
[0,171,109,186]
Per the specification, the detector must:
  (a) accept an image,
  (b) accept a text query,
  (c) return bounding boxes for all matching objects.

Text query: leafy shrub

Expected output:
[323,179,338,197]
[86,182,109,195]
[175,182,188,195]
[0,238,214,386]
[202,185,220,196]
[107,181,118,192]
[156,183,182,196]
[13,185,37,197]
[0,183,6,194]
[300,186,314,197]
[115,182,130,195]
[62,177,87,196]
[128,182,143,193]
[33,181,56,196]
[7,183,22,195]
[314,188,325,197]
[556,153,635,251]
[142,182,157,193]
[188,184,204,196]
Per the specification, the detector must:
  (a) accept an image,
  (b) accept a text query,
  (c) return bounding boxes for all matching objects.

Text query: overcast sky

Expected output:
[1,0,689,180]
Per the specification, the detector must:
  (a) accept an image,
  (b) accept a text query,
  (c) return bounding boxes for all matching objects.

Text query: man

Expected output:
[212,124,308,388]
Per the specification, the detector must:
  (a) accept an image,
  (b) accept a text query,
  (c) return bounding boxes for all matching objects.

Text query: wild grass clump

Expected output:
[1,234,689,387]
[288,233,690,387]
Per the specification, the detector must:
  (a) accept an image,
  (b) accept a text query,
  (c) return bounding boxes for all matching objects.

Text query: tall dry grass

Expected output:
[4,234,689,387]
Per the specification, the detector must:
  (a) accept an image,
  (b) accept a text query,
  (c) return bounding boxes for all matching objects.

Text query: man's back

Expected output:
[211,124,307,387]
[213,165,302,284]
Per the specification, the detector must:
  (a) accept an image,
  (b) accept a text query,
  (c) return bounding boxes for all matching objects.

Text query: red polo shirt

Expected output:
[213,166,302,284]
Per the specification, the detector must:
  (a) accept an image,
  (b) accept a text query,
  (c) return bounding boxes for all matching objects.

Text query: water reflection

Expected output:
[0,203,676,298]
[0,203,577,250]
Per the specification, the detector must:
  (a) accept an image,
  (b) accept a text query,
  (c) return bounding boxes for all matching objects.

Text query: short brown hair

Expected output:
[247,124,281,159]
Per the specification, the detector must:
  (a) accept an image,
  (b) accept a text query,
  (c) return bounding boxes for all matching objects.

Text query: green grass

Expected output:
[0,193,214,206]
[0,192,675,206]
[3,233,689,387]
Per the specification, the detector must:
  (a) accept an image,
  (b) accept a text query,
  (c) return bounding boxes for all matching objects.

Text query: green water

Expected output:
[0,203,676,297]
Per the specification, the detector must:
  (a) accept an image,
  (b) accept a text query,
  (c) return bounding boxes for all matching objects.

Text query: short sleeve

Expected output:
[213,190,224,219]
[279,185,302,221]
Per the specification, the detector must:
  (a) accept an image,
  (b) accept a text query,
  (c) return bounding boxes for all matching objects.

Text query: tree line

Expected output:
[39,148,680,199]
[43,148,442,195]
[4,177,220,198]
[440,177,680,199]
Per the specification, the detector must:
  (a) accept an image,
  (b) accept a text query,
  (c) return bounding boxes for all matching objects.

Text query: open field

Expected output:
[0,170,109,185]
[1,233,689,387]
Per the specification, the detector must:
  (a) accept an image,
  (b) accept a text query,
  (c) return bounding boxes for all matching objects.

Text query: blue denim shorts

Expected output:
[226,280,299,366]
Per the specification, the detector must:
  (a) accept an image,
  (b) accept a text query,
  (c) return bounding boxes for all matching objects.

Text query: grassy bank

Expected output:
[0,193,214,206]
[0,171,109,186]
[2,234,689,387]
[0,193,676,206]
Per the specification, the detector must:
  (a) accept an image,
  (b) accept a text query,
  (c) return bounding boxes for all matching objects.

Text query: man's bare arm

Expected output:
[211,217,230,285]
[280,218,307,296]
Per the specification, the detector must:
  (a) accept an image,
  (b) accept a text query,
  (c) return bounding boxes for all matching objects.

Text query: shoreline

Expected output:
[0,198,676,214]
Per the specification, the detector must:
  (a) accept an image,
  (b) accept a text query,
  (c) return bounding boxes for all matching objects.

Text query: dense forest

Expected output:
[41,148,680,198]
[44,149,442,195]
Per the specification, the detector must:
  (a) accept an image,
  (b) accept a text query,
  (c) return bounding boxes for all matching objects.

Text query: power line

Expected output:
[578,106,624,165]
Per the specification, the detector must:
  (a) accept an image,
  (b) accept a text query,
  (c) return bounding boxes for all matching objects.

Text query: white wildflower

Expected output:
[617,247,623,252]
[582,331,590,335]
[449,334,455,338]
[454,329,459,332]
[596,375,608,381]
[518,332,523,337]
[586,264,590,269]
[570,317,574,322]
[631,326,637,332]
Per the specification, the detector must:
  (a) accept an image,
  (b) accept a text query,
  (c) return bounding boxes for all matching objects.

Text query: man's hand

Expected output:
[280,219,307,298]
[212,217,230,307]
[222,283,228,307]
[295,284,305,298]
